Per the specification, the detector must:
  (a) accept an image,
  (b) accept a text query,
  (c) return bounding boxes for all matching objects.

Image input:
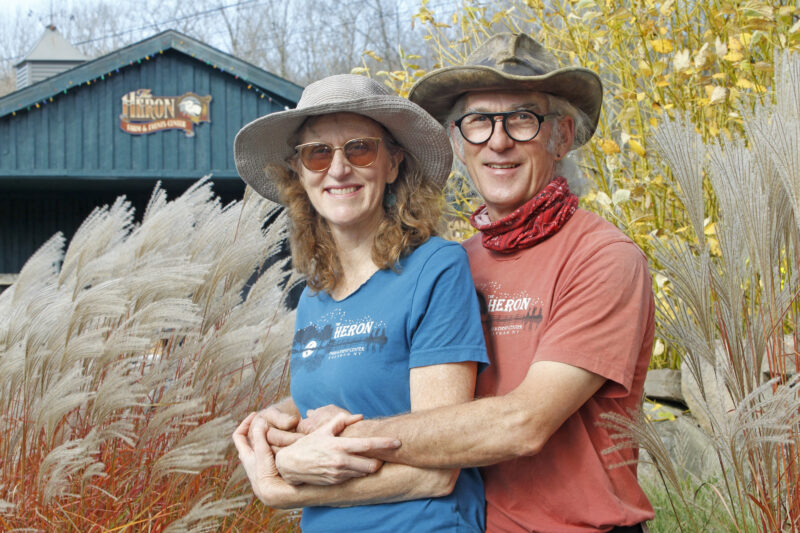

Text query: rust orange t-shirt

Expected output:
[463,208,655,533]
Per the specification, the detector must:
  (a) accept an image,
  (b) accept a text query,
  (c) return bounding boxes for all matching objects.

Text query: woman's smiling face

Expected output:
[295,112,403,237]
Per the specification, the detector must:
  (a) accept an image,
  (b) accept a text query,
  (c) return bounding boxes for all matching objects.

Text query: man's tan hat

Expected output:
[234,74,453,203]
[408,33,603,146]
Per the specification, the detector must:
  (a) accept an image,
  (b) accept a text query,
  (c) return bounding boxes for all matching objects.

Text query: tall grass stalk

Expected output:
[603,50,800,531]
[0,180,300,531]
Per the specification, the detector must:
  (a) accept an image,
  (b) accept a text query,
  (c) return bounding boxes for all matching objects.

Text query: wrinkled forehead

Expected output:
[462,90,550,113]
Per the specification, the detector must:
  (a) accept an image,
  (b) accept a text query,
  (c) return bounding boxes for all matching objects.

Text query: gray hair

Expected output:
[444,92,590,198]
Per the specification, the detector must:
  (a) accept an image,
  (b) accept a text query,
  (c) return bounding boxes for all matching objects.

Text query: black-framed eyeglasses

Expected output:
[294,137,382,172]
[454,110,559,144]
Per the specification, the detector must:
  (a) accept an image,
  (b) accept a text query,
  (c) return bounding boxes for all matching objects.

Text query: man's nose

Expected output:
[487,117,515,151]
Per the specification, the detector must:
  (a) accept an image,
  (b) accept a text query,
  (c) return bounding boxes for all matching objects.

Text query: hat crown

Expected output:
[468,33,559,77]
[297,74,392,109]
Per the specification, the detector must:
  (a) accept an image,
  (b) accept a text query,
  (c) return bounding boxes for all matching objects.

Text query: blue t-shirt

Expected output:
[291,236,488,532]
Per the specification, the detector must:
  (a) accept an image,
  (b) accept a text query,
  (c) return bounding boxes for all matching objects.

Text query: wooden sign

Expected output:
[120,89,211,137]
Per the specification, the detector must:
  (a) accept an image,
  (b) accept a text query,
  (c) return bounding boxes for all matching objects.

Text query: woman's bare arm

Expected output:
[233,361,477,507]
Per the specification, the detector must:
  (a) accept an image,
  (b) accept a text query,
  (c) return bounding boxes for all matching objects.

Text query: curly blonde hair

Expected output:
[273,128,443,294]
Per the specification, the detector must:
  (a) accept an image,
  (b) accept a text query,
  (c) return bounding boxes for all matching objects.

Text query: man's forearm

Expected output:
[341,361,607,469]
[341,392,537,468]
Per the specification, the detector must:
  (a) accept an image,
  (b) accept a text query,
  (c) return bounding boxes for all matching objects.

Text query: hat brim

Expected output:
[234,96,453,204]
[409,65,602,146]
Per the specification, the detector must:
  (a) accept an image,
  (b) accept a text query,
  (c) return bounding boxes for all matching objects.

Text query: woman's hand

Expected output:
[257,404,303,452]
[275,412,402,486]
[232,412,289,506]
[297,404,354,434]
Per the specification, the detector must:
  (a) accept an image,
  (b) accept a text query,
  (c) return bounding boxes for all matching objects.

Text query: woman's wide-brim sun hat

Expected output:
[408,33,603,147]
[234,74,453,203]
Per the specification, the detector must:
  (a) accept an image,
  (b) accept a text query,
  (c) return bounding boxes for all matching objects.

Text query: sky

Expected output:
[2,0,83,15]
[2,0,88,12]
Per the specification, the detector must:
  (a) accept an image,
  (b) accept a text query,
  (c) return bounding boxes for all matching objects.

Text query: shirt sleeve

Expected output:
[534,240,654,396]
[407,243,490,369]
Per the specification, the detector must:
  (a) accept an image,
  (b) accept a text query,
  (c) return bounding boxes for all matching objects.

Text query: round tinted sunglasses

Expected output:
[294,137,383,172]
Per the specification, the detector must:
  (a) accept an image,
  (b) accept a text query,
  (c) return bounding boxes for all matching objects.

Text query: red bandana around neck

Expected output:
[469,176,578,253]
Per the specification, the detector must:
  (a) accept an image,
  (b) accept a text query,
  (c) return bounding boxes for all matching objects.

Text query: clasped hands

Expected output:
[232,404,401,506]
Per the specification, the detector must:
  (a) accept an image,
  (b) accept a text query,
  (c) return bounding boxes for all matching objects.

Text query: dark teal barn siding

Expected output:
[0,31,301,275]
[0,50,290,181]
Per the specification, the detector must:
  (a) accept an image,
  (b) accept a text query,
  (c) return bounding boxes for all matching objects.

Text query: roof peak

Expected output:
[20,26,88,64]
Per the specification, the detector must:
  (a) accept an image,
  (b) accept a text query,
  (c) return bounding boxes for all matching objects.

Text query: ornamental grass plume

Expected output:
[603,50,800,532]
[0,179,301,531]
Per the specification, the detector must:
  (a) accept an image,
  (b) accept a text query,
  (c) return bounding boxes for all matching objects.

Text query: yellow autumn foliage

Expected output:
[360,0,800,369]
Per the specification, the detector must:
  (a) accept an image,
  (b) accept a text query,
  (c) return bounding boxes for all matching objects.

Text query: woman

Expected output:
[232,74,488,532]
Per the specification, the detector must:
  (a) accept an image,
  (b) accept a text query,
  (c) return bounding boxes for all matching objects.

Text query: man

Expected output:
[239,33,655,533]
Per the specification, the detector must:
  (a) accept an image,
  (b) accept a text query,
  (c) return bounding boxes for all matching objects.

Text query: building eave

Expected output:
[0,29,303,118]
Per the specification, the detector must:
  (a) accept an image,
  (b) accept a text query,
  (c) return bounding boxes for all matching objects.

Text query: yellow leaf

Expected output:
[636,92,647,102]
[723,50,744,62]
[364,50,383,62]
[638,60,653,77]
[629,139,647,157]
[650,38,674,53]
[599,138,621,154]
[704,221,717,235]
[659,0,675,16]
[728,36,744,51]
[708,236,722,256]
[649,117,659,127]
[736,78,754,89]
[644,401,677,422]
[739,32,753,47]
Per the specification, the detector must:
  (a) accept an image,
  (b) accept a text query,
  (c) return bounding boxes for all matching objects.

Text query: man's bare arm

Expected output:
[283,360,604,473]
[346,360,605,468]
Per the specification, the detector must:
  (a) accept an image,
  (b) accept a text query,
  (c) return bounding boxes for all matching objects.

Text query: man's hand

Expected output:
[275,413,402,486]
[297,404,354,434]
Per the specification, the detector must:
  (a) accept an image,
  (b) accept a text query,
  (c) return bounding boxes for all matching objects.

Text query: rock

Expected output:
[638,401,718,484]
[760,334,798,381]
[644,368,684,404]
[680,343,735,434]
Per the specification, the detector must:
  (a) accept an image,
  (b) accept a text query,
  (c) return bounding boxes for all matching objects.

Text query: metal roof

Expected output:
[16,25,88,65]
